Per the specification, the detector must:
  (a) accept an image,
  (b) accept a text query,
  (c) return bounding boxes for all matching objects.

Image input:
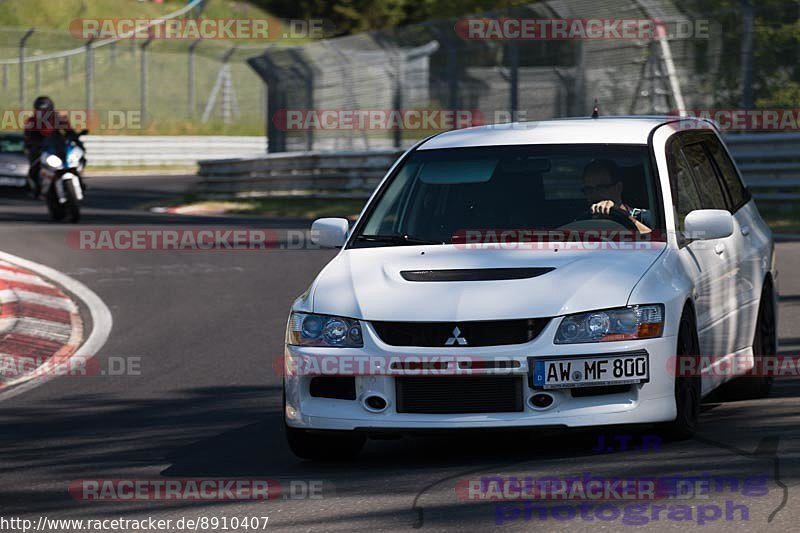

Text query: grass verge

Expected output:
[164,197,367,220]
[759,209,800,235]
[165,198,800,232]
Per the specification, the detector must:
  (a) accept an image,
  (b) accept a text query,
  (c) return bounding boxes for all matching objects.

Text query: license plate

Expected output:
[532,354,649,389]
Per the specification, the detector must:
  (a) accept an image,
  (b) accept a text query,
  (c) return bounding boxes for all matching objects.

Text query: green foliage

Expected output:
[0,0,184,29]
[249,0,531,35]
[676,0,799,107]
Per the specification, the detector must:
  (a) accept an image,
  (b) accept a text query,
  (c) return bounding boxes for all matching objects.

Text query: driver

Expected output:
[582,159,652,234]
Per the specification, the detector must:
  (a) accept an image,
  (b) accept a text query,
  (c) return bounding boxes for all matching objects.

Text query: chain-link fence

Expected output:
[249,0,725,152]
[0,0,734,147]
[0,0,266,135]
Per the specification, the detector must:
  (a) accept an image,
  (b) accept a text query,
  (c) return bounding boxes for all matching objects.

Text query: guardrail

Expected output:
[197,149,403,198]
[85,136,266,166]
[723,133,800,204]
[197,133,800,205]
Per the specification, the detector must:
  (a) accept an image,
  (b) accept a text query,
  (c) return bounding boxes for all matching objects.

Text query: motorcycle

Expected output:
[39,128,88,223]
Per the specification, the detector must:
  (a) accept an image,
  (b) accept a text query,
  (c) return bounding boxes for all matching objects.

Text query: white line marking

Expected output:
[8,290,78,312]
[6,317,74,342]
[0,251,113,401]
[0,269,55,287]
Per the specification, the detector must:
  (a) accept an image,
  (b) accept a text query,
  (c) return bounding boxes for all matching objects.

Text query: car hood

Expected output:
[309,242,667,321]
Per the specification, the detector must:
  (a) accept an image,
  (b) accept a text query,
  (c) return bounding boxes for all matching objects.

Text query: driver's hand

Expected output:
[591,200,616,215]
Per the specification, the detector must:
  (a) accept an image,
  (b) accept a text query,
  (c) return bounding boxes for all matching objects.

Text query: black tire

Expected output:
[46,186,66,221]
[718,283,775,401]
[64,179,81,223]
[285,424,366,461]
[658,308,701,440]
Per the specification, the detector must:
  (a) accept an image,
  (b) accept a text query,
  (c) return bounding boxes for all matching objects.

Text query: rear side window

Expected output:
[667,141,702,232]
[705,136,749,210]
[681,142,728,210]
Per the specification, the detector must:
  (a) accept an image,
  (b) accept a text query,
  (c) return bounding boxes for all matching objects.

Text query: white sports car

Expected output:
[283,117,777,459]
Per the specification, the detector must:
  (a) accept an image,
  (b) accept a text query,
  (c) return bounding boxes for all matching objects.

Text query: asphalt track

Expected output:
[0,175,799,532]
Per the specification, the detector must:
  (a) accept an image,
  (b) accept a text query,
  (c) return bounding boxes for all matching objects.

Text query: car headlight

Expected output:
[44,154,62,168]
[287,312,363,347]
[555,304,664,344]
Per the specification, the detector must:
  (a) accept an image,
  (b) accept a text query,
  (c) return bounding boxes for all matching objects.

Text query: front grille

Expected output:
[371,318,549,347]
[396,376,524,414]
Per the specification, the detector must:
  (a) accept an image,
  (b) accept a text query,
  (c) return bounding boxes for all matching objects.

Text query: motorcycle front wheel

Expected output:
[64,179,81,223]
[47,186,66,222]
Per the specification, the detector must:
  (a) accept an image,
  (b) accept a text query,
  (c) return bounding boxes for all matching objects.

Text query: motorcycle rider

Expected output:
[23,96,77,198]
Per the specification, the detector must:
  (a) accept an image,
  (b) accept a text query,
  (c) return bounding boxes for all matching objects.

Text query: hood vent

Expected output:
[400,267,554,282]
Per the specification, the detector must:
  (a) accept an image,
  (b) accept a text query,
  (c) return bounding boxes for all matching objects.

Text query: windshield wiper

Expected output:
[355,233,445,246]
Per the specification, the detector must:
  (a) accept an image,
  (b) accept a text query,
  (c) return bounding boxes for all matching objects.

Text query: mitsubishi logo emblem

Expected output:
[445,326,468,346]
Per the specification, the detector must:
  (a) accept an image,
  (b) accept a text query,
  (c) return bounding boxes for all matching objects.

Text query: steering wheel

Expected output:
[575,206,639,231]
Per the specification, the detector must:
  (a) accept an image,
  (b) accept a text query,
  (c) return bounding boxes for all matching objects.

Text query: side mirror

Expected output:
[684,209,734,241]
[79,129,89,136]
[311,218,349,248]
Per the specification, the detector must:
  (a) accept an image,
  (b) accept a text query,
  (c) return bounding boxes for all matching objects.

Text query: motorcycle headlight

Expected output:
[44,154,62,168]
[287,312,363,347]
[555,304,664,344]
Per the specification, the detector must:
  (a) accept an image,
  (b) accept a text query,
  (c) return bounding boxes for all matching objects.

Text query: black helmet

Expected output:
[33,95,54,112]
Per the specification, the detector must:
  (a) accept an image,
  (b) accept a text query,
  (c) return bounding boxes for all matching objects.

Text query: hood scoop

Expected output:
[400,267,555,282]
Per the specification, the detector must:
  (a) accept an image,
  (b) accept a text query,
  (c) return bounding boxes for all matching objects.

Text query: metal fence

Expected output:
[0,0,266,135]
[196,133,800,207]
[248,0,721,153]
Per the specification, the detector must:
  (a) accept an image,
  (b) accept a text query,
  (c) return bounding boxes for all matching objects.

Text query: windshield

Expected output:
[0,136,24,154]
[351,144,661,247]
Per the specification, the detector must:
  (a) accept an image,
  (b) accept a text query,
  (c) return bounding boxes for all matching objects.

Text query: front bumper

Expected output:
[0,175,27,187]
[283,320,678,431]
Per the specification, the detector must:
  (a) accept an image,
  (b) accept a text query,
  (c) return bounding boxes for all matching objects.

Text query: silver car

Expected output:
[0,133,30,189]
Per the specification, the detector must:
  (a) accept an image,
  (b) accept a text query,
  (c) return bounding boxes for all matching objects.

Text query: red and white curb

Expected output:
[0,251,112,400]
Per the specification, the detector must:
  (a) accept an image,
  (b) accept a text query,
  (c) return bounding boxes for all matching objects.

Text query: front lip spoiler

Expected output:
[348,425,569,436]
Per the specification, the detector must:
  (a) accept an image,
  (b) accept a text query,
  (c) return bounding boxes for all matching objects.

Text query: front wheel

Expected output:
[64,179,81,223]
[46,186,66,221]
[657,309,701,440]
[719,283,775,401]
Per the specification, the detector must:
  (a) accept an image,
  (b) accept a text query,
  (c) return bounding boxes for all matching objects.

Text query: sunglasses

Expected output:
[582,182,617,194]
